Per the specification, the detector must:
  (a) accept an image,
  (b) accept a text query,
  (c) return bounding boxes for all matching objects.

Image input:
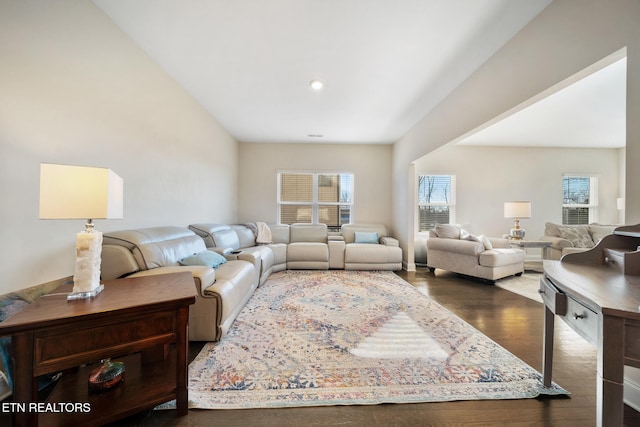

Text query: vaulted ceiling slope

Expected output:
[92,0,551,144]
[457,55,627,148]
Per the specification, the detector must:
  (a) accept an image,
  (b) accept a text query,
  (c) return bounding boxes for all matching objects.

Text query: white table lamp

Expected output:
[39,163,123,300]
[504,201,531,240]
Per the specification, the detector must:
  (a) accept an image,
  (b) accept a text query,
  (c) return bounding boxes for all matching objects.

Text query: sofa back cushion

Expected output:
[231,226,257,248]
[269,224,290,244]
[545,222,617,247]
[557,225,594,248]
[290,223,327,243]
[189,223,231,247]
[211,229,241,251]
[589,224,616,244]
[103,226,206,271]
[341,224,388,244]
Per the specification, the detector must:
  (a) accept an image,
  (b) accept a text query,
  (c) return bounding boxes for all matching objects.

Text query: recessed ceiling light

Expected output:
[310,80,324,91]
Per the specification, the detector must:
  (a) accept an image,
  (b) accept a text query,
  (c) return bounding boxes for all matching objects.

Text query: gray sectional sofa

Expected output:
[100,223,402,342]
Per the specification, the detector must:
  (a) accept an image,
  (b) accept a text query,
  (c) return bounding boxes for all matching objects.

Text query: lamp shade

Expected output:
[504,201,531,219]
[39,163,123,220]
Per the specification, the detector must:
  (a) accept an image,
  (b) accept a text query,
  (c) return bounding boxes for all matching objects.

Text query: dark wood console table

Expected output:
[0,272,196,427]
[541,225,640,426]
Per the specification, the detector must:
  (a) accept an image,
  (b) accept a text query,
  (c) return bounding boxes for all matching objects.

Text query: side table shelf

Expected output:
[41,350,177,427]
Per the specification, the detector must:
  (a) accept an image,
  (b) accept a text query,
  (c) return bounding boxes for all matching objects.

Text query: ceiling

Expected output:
[457,56,627,148]
[92,0,553,144]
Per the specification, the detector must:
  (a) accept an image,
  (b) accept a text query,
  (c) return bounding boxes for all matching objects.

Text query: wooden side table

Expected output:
[0,272,196,427]
[509,239,552,261]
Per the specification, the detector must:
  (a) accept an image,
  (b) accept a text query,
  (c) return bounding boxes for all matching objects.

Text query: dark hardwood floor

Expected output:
[6,268,640,426]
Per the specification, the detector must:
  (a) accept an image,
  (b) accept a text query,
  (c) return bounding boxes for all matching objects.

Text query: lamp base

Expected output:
[509,228,526,240]
[67,284,104,301]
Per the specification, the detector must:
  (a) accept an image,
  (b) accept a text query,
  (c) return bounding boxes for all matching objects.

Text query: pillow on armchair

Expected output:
[558,226,594,248]
[433,224,461,239]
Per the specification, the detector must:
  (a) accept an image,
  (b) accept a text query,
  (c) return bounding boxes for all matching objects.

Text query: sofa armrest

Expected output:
[235,251,260,272]
[101,245,139,280]
[129,266,215,296]
[211,247,233,255]
[380,236,399,247]
[427,237,484,256]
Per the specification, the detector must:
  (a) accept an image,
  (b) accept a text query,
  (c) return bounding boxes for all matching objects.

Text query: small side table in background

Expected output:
[509,239,552,262]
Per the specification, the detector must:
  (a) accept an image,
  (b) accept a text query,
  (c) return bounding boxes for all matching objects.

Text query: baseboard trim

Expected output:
[625,369,640,412]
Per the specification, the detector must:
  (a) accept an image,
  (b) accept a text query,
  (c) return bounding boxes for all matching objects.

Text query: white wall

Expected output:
[415,146,621,239]
[0,0,238,294]
[393,0,640,270]
[238,142,393,230]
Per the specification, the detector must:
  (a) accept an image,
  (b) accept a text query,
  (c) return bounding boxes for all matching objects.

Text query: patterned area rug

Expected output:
[495,271,543,303]
[184,270,567,409]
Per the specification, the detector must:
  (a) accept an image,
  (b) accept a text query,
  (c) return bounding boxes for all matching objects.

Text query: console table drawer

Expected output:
[539,276,567,315]
[34,312,177,374]
[564,296,598,346]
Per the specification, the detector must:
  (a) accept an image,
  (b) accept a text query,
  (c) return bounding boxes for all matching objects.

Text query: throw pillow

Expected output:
[179,250,227,268]
[589,224,616,244]
[462,233,493,251]
[558,226,595,248]
[354,231,379,244]
[480,235,493,250]
[434,224,461,239]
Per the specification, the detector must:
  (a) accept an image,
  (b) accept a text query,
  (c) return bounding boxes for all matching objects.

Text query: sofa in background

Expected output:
[540,222,617,260]
[426,224,525,283]
[340,224,403,270]
[101,226,258,342]
[101,222,402,342]
[189,223,285,285]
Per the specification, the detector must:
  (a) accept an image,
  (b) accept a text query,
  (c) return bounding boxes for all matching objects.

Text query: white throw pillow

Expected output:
[434,224,461,239]
[462,233,492,250]
[480,235,493,250]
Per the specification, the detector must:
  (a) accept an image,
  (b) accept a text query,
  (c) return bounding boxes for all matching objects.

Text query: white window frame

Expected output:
[562,174,599,224]
[277,171,354,228]
[417,174,456,232]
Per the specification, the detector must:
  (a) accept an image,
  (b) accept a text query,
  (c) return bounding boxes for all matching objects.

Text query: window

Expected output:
[418,175,455,231]
[562,175,598,224]
[278,172,353,231]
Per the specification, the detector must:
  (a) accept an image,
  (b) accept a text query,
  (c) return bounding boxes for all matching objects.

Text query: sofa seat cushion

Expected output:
[479,248,525,268]
[345,244,402,264]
